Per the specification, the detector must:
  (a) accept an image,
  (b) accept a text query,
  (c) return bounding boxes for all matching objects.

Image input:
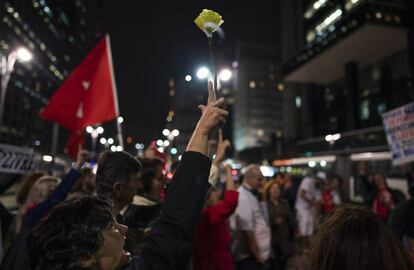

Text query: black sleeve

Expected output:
[123,204,161,228]
[134,151,211,270]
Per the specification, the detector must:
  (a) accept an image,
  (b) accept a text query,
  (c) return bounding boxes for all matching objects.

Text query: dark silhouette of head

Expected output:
[28,196,113,270]
[309,205,414,270]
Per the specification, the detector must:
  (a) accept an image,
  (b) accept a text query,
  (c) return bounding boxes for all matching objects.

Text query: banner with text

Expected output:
[0,144,35,174]
[382,102,414,166]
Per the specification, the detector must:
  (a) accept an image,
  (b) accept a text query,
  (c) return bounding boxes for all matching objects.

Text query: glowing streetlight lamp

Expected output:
[185,75,192,82]
[97,126,104,134]
[196,67,210,80]
[86,126,94,134]
[16,47,33,62]
[0,47,32,126]
[162,129,170,136]
[219,69,232,81]
[117,116,124,124]
[172,129,180,137]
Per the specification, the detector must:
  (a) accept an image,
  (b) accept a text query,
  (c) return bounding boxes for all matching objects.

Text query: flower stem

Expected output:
[208,36,218,100]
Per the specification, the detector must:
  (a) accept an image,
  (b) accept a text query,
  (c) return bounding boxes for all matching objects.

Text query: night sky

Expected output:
[102,1,280,145]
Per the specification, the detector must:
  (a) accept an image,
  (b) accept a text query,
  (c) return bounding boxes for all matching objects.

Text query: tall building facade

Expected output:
[233,42,285,160]
[0,0,103,155]
[283,0,413,155]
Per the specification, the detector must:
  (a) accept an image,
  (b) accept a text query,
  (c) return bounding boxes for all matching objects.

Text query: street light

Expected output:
[85,126,104,153]
[86,126,94,133]
[185,75,192,82]
[162,129,170,136]
[196,67,210,80]
[100,138,107,145]
[0,47,32,127]
[325,133,341,144]
[172,129,180,137]
[42,155,53,162]
[107,138,114,145]
[219,69,232,81]
[117,116,124,124]
[308,161,316,168]
[16,47,33,62]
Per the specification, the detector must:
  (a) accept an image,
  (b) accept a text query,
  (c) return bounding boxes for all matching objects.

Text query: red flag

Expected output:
[65,130,85,159]
[40,35,119,131]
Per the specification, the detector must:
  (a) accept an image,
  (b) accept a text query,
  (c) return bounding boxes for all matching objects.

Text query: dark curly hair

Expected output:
[96,151,142,195]
[309,205,414,270]
[27,196,113,270]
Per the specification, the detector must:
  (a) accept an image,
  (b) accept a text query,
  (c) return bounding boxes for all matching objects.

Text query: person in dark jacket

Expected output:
[263,180,295,270]
[0,148,89,270]
[389,184,414,262]
[27,81,229,270]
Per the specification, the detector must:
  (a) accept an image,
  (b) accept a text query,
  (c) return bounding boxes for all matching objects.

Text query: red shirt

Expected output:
[373,186,395,220]
[322,191,335,213]
[193,190,239,270]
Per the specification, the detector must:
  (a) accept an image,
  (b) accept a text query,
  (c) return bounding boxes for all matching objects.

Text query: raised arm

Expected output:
[137,81,228,270]
[26,148,89,225]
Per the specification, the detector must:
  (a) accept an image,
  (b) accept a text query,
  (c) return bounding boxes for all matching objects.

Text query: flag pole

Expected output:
[105,34,123,149]
[50,123,59,173]
[117,121,124,148]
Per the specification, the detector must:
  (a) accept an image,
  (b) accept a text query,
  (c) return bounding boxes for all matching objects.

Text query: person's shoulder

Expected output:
[299,177,312,188]
[237,185,247,195]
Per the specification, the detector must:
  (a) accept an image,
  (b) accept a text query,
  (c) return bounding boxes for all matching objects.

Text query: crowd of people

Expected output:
[0,82,413,270]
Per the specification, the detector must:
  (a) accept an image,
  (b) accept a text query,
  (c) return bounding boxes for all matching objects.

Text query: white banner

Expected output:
[0,144,35,174]
[382,102,414,166]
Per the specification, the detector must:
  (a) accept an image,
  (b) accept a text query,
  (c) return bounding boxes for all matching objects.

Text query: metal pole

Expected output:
[91,130,98,155]
[117,121,124,148]
[0,52,17,129]
[50,123,59,172]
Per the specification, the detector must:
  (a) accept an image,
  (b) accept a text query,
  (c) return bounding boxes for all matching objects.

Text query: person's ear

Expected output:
[79,255,96,268]
[112,182,122,198]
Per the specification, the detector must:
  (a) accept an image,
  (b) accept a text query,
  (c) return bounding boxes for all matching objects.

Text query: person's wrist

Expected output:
[196,125,211,136]
[213,158,222,165]
[73,161,83,170]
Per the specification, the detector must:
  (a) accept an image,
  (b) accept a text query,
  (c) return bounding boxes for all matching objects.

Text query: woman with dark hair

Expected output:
[131,159,163,198]
[28,196,124,270]
[263,180,295,270]
[27,81,229,270]
[309,205,414,270]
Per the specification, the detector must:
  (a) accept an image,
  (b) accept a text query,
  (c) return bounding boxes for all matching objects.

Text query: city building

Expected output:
[280,0,414,198]
[283,0,413,155]
[0,0,103,155]
[232,42,286,161]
